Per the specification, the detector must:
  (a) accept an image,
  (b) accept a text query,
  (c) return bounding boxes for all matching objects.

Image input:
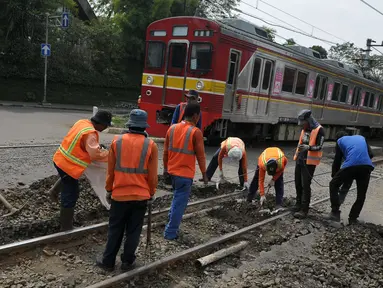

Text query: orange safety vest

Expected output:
[111,133,154,200]
[53,119,97,179]
[167,122,198,179]
[294,126,323,166]
[178,102,201,124]
[258,147,286,171]
[221,137,245,156]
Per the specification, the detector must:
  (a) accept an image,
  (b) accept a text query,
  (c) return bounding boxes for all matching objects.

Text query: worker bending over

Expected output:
[163,103,208,240]
[204,137,249,189]
[293,109,324,219]
[171,90,202,130]
[53,111,111,231]
[327,132,374,224]
[96,109,158,271]
[247,147,287,208]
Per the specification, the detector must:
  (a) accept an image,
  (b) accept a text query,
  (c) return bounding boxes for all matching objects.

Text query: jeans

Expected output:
[295,163,316,212]
[247,165,284,205]
[102,200,147,267]
[339,178,353,204]
[164,175,193,240]
[329,165,372,220]
[54,163,79,208]
[205,148,245,186]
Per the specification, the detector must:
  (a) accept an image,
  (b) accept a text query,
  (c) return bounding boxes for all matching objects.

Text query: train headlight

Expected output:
[196,80,204,90]
[146,76,154,85]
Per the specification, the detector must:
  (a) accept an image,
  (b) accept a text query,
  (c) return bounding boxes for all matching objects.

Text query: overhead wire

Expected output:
[360,0,383,16]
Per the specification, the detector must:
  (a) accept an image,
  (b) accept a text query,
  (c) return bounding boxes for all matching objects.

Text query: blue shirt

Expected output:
[336,135,374,170]
[171,103,202,130]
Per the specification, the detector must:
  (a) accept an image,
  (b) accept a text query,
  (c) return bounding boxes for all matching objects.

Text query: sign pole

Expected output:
[43,13,49,104]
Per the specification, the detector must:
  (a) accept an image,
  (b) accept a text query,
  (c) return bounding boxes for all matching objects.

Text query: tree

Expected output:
[196,0,241,19]
[262,26,276,42]
[283,38,296,46]
[310,45,328,59]
[329,42,383,82]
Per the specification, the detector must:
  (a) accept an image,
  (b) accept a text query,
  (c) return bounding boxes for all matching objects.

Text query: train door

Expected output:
[256,59,274,115]
[311,75,327,119]
[349,87,361,122]
[373,95,382,125]
[223,49,241,113]
[162,40,189,105]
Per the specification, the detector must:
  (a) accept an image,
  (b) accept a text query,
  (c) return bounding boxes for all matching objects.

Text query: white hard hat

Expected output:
[228,147,243,160]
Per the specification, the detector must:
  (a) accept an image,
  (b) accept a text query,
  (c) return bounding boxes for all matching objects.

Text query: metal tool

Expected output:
[48,177,62,203]
[145,200,152,263]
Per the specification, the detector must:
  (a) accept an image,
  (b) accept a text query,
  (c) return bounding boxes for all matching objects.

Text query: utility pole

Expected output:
[184,0,187,14]
[43,13,49,104]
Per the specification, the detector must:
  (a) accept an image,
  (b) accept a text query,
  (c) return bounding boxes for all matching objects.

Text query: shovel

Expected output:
[48,178,62,203]
[145,200,152,263]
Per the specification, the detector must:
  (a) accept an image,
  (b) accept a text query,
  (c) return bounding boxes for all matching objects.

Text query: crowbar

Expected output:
[145,200,152,263]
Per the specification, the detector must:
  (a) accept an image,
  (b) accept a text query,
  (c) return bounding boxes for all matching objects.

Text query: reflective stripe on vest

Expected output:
[178,103,187,123]
[262,148,283,169]
[58,127,95,168]
[115,135,150,174]
[293,126,322,165]
[225,137,244,151]
[168,125,196,155]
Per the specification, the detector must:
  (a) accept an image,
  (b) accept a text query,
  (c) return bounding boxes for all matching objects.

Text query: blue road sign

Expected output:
[41,44,51,57]
[62,12,69,28]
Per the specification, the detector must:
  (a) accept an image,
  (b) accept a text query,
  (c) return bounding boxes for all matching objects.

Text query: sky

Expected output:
[238,0,383,55]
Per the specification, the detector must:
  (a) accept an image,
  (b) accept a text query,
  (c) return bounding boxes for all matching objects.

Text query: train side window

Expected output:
[339,84,348,103]
[282,67,296,93]
[369,93,375,108]
[251,58,262,88]
[262,61,272,90]
[313,76,320,99]
[319,77,327,100]
[363,92,370,107]
[146,42,165,68]
[190,43,212,71]
[170,43,187,69]
[295,71,308,95]
[351,87,360,106]
[332,82,341,101]
[379,95,383,111]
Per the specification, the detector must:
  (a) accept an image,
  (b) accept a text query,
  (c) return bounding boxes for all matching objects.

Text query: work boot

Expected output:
[121,260,137,271]
[325,211,341,222]
[293,210,308,219]
[60,207,75,231]
[291,204,301,212]
[96,257,114,272]
[348,218,361,225]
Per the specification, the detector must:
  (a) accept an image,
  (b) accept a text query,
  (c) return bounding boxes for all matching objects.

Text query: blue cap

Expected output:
[126,109,150,128]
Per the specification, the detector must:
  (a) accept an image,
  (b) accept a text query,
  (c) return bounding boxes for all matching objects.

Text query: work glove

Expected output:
[298,144,310,152]
[202,172,209,185]
[163,170,172,185]
[267,179,275,188]
[105,192,112,205]
[260,195,266,206]
[218,170,227,183]
[243,182,250,190]
[99,144,107,150]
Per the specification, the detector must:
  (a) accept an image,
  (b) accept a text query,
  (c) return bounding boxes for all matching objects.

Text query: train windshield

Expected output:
[190,43,212,71]
[146,42,165,68]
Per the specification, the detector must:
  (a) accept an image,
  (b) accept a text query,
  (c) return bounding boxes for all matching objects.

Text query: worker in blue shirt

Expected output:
[171,90,202,130]
[327,131,374,224]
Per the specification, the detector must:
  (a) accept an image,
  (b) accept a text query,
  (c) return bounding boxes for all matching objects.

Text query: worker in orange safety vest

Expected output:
[96,109,158,271]
[53,111,112,231]
[171,90,202,130]
[163,103,208,240]
[203,137,249,189]
[247,147,288,209]
[293,109,325,219]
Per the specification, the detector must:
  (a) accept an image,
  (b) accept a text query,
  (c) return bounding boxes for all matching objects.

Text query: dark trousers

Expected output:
[339,178,353,204]
[206,148,244,186]
[295,163,316,212]
[54,163,79,208]
[330,165,372,221]
[102,199,148,267]
[247,165,284,205]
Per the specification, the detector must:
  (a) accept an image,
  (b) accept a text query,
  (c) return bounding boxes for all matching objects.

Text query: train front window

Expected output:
[146,42,165,68]
[190,43,212,71]
[170,43,187,69]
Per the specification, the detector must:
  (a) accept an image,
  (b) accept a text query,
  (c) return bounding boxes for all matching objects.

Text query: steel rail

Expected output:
[86,174,383,288]
[0,170,333,255]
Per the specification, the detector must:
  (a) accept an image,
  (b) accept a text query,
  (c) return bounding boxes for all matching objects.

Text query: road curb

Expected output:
[105,128,165,143]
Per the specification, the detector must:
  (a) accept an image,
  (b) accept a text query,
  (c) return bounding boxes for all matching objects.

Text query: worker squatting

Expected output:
[51,90,375,271]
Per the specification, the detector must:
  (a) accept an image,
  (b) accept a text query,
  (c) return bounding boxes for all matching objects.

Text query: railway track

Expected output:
[1,166,382,288]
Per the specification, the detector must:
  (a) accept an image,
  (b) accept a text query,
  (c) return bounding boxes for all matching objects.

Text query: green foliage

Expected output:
[310,45,328,59]
[262,26,276,42]
[329,42,383,83]
[283,38,296,46]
